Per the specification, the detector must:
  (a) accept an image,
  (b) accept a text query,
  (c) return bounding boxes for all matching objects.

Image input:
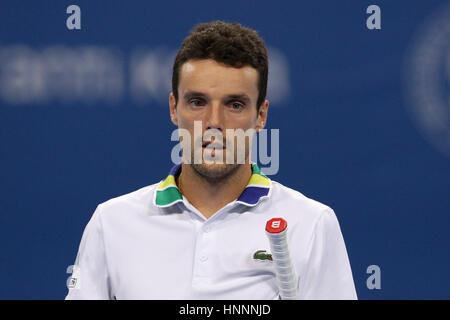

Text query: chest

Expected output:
[102,213,289,299]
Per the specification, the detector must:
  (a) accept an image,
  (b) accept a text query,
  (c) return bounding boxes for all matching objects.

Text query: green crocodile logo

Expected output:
[253,250,273,261]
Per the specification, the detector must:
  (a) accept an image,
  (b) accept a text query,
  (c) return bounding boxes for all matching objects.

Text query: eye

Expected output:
[189,99,205,107]
[229,101,244,110]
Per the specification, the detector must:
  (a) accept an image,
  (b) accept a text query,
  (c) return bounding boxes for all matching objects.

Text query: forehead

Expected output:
[178,59,259,99]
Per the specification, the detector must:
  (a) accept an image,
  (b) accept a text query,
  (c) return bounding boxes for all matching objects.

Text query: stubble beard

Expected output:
[191,162,241,184]
[187,143,250,184]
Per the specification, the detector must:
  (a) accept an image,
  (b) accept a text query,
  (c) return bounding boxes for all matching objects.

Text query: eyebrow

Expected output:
[183,91,251,105]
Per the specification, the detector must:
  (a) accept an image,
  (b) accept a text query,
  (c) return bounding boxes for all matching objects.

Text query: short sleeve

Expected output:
[65,204,113,300]
[298,207,357,299]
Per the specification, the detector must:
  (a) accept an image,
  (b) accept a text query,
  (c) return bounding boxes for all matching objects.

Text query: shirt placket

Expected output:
[182,197,237,286]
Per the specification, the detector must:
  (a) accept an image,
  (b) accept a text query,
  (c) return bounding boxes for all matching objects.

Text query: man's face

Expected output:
[169,59,268,180]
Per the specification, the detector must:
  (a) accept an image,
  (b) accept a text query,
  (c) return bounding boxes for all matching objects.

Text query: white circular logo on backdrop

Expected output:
[403,2,450,157]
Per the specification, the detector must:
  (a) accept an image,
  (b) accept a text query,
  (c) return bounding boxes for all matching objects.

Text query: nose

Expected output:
[205,102,223,132]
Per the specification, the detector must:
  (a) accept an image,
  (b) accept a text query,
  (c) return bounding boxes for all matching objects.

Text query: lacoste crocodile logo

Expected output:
[253,250,273,261]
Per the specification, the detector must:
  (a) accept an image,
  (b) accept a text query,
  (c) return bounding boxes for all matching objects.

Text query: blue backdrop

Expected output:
[0,0,449,299]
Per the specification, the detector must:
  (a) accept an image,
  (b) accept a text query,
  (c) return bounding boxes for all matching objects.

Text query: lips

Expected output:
[202,141,225,149]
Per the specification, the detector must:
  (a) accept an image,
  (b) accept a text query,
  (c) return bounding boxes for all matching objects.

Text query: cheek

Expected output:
[178,105,205,125]
[177,121,203,145]
[176,109,195,129]
[228,115,258,131]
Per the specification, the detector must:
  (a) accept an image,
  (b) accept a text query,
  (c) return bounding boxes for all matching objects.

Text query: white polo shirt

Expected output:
[65,163,357,300]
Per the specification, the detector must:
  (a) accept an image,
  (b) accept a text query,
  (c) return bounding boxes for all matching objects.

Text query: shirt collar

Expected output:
[153,163,271,208]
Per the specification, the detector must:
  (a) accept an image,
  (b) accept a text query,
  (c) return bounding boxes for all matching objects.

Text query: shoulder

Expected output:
[266,179,344,252]
[267,179,337,226]
[94,182,161,221]
[269,179,332,213]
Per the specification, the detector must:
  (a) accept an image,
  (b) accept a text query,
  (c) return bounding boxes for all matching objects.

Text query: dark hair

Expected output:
[172,20,269,110]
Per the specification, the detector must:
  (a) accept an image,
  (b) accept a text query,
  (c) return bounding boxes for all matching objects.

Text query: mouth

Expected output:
[202,141,225,150]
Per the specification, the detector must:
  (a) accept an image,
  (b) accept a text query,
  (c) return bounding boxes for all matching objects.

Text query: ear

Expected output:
[255,100,269,132]
[169,92,178,126]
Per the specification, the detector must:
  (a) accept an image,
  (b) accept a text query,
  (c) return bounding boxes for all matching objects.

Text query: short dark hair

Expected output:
[172,20,269,110]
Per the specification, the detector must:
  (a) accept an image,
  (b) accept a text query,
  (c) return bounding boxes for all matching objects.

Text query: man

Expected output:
[65,21,357,300]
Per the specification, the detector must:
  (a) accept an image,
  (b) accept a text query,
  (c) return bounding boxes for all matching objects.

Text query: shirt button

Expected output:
[204,226,211,233]
[200,255,208,262]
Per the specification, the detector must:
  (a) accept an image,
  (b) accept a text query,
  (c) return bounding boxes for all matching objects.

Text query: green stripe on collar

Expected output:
[154,163,271,208]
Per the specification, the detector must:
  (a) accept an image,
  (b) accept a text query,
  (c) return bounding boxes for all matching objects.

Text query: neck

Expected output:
[177,163,252,219]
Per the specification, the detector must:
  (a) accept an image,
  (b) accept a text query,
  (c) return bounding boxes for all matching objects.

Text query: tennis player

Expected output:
[65,21,357,300]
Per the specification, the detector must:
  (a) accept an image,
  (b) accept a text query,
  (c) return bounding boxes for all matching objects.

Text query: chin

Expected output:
[192,162,239,180]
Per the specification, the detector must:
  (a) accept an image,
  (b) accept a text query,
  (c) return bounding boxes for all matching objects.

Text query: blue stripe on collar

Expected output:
[154,163,271,207]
